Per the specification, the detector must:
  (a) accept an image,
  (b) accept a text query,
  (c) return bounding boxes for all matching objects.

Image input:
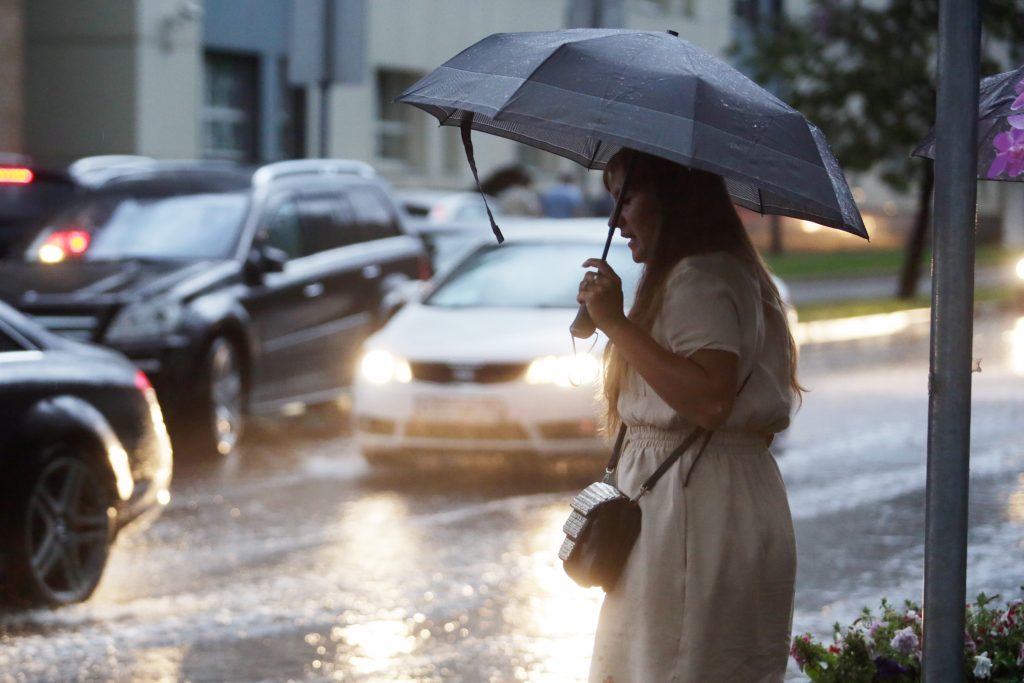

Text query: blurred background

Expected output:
[1,0,1021,261]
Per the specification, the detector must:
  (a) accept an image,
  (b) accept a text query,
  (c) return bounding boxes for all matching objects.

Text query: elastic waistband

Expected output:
[625,424,768,451]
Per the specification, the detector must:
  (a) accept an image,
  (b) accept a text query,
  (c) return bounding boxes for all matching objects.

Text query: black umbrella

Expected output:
[914,63,1024,181]
[398,29,868,240]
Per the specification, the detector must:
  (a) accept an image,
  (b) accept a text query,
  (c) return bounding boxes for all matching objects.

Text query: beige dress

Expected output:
[588,252,797,683]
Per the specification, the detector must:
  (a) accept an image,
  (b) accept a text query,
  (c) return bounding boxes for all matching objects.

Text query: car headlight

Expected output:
[525,353,602,388]
[360,349,412,384]
[1015,256,1024,281]
[105,300,183,343]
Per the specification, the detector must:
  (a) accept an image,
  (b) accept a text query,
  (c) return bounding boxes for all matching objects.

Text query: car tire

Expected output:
[1,445,114,607]
[189,336,246,458]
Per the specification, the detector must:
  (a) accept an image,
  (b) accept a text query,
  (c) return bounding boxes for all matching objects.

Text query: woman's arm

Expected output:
[579,258,739,430]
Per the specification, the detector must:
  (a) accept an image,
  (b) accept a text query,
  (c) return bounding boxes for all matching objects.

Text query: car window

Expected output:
[22,190,249,262]
[426,241,641,309]
[297,194,352,256]
[259,198,302,259]
[347,187,401,241]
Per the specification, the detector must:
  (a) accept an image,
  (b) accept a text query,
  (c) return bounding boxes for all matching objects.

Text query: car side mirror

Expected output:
[244,244,288,285]
[260,245,288,273]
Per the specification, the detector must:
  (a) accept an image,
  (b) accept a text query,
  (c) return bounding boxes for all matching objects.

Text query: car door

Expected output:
[242,193,330,407]
[289,190,379,394]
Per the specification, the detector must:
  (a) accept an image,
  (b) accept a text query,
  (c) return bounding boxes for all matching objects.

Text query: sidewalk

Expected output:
[789,265,1015,348]
[787,264,1012,306]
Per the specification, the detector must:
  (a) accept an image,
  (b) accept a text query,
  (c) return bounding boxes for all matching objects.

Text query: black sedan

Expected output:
[0,301,173,607]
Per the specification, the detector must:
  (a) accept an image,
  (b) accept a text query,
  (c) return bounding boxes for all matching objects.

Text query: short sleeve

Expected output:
[657,259,742,357]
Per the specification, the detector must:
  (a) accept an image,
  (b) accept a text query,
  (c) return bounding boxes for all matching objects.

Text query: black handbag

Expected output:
[558,424,712,591]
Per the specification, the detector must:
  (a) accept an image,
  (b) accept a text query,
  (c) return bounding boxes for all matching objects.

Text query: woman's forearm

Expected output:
[603,317,738,430]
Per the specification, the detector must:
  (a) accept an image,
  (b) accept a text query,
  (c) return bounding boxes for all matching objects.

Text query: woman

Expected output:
[578,149,800,682]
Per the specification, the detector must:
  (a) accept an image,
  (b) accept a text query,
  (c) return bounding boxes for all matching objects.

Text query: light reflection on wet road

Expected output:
[1,312,1023,683]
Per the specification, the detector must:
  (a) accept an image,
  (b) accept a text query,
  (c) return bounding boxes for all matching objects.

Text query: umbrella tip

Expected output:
[667,29,679,37]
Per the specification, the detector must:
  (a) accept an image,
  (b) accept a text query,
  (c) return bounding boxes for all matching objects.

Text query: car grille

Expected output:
[405,420,529,440]
[356,416,397,435]
[537,419,598,440]
[409,362,528,384]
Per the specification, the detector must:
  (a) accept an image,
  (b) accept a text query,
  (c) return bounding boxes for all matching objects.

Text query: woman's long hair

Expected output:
[601,149,803,432]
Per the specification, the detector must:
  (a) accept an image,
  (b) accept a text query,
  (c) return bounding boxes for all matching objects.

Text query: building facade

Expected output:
[7,0,1016,245]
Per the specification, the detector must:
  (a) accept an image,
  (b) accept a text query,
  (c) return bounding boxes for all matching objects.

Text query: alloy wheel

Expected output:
[25,455,111,604]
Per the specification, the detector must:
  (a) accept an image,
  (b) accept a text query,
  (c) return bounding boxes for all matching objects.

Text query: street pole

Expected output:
[318,0,336,158]
[922,1,980,680]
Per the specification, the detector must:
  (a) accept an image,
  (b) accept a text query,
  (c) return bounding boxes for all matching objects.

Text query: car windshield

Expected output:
[426,240,641,309]
[21,190,249,262]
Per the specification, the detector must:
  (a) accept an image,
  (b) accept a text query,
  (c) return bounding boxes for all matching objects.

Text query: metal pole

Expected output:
[318,0,336,158]
[922,1,980,680]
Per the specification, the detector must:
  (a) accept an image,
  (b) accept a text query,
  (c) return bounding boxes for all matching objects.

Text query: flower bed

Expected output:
[791,591,1024,681]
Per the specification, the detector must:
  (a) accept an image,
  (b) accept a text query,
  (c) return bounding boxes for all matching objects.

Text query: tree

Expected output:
[733,0,1024,298]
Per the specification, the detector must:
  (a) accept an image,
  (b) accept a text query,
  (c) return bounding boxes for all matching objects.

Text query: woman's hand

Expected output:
[577,258,627,333]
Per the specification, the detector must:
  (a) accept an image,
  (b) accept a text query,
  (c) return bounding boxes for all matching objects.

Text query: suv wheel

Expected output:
[196,336,245,457]
[3,446,113,607]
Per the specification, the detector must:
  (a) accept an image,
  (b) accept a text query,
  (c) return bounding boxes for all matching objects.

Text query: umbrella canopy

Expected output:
[913,63,1024,181]
[398,29,868,239]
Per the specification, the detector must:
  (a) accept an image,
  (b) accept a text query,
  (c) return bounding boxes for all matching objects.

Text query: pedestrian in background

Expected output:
[539,171,585,218]
[577,148,800,682]
[481,165,543,216]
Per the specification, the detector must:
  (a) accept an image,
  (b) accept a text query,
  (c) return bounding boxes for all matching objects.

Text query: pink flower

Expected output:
[890,627,920,655]
[987,127,1024,179]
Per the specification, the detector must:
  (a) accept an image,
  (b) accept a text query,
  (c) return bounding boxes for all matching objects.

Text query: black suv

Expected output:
[0,159,428,458]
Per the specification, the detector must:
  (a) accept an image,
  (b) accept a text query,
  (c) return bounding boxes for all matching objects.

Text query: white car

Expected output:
[353,220,642,464]
[352,219,797,465]
[396,189,506,223]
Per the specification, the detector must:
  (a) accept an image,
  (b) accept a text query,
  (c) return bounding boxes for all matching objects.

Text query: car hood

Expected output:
[0,259,231,305]
[367,303,608,363]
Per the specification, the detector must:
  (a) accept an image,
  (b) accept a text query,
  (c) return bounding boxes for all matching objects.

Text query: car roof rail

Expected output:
[71,157,251,188]
[68,155,159,187]
[252,158,377,186]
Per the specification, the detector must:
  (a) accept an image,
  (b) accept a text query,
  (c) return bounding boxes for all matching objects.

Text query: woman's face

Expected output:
[607,164,661,264]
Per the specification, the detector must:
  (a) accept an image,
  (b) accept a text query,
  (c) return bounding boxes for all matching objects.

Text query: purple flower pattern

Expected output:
[1010,76,1024,130]
[985,77,1024,179]
[987,127,1024,179]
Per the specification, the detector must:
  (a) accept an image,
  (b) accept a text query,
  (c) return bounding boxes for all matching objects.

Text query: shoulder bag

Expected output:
[557,424,712,591]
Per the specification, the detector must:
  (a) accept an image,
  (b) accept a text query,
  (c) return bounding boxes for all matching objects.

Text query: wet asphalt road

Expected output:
[2,310,1023,683]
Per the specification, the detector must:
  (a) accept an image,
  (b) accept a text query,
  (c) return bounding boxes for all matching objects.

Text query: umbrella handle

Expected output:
[569,153,637,340]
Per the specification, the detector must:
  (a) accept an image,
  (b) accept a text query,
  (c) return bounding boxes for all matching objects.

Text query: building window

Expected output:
[203,52,259,163]
[376,70,423,165]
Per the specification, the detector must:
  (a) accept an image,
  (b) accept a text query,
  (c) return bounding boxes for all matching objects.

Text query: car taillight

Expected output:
[38,229,91,263]
[418,253,433,281]
[0,167,33,184]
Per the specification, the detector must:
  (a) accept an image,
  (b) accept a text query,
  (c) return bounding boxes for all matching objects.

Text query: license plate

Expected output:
[413,395,507,423]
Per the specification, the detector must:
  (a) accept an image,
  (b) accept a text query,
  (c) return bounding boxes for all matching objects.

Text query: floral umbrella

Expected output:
[913,63,1024,181]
